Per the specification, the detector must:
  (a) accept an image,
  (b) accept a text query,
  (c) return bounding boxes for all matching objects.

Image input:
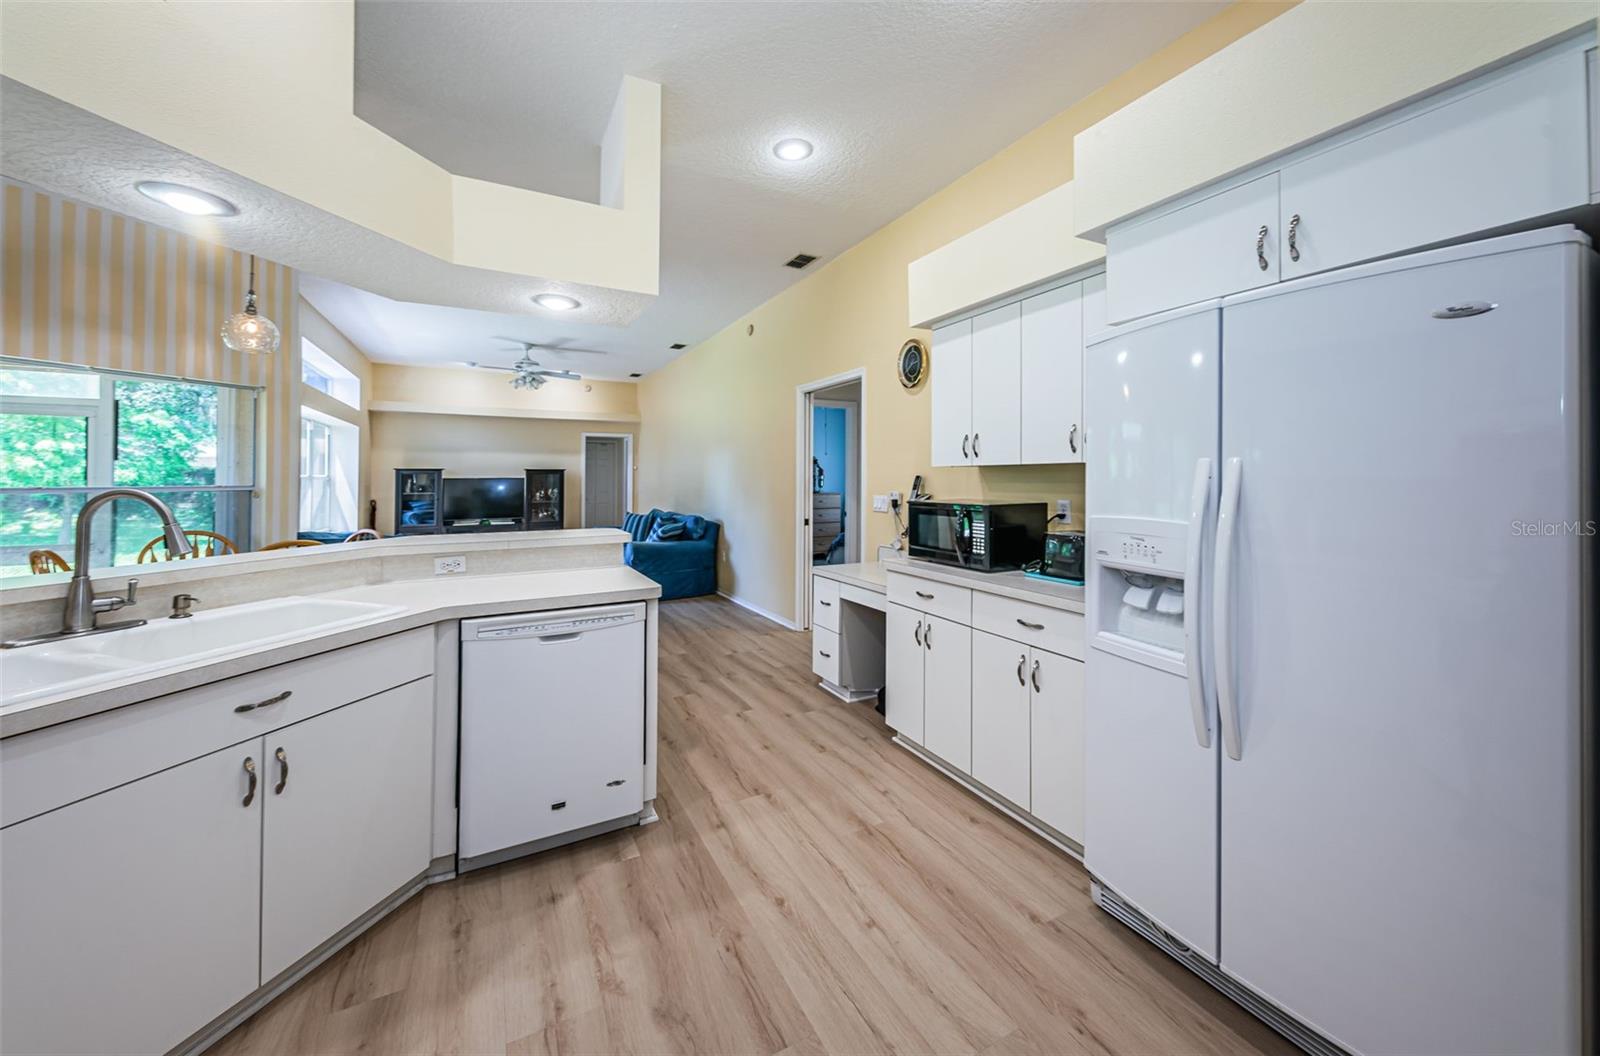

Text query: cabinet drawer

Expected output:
[1279,46,1590,281]
[1106,172,1279,324]
[812,627,841,684]
[1,627,433,828]
[972,591,1085,660]
[886,571,972,625]
[812,576,841,631]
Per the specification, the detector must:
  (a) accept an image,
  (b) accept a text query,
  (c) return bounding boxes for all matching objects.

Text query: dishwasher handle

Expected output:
[535,632,583,643]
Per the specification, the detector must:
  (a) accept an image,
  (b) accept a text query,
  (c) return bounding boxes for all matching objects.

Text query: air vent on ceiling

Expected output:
[629,372,642,378]
[669,342,687,350]
[784,253,818,269]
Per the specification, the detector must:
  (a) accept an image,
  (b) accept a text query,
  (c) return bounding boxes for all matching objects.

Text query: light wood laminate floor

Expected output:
[212,596,1290,1056]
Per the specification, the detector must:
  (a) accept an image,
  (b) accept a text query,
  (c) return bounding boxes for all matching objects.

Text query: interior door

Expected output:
[1029,648,1085,844]
[1,741,264,1056]
[884,602,925,741]
[584,437,626,528]
[930,320,972,466]
[970,629,1030,807]
[969,302,1021,465]
[1217,237,1586,1055]
[1020,282,1085,464]
[261,679,434,980]
[921,614,972,771]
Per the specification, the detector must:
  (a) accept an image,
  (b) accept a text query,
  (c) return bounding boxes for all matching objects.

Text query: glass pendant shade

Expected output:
[220,255,281,354]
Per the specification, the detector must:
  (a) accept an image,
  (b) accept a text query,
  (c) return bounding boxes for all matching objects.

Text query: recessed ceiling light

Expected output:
[135,181,238,217]
[773,138,813,162]
[533,293,580,311]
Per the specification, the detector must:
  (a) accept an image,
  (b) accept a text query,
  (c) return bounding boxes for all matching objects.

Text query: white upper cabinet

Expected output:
[969,303,1022,465]
[1106,172,1280,324]
[930,320,973,467]
[1279,45,1591,280]
[1020,283,1085,464]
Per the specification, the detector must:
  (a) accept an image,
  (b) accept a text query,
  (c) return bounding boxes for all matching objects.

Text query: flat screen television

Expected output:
[443,477,524,523]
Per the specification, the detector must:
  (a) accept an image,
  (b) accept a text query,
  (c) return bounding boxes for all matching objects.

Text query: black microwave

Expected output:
[906,501,1047,572]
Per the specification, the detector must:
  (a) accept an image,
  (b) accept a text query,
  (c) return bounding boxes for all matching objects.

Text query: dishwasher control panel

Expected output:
[462,603,645,641]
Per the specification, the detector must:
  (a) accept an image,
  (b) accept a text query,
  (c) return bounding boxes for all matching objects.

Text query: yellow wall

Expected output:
[369,411,638,534]
[298,298,375,524]
[637,2,1292,621]
[1,178,300,542]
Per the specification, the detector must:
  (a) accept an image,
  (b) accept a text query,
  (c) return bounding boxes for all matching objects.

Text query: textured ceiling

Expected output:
[322,0,1226,376]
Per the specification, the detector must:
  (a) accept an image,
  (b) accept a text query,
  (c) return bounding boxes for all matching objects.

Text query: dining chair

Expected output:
[136,529,238,562]
[28,549,70,574]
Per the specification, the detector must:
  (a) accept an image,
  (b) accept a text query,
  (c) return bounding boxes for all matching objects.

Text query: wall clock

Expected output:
[897,338,927,390]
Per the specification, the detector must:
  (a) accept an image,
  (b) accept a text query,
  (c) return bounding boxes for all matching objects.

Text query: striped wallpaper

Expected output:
[0,178,301,542]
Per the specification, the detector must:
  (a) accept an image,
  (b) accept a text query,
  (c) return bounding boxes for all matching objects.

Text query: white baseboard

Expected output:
[715,590,798,630]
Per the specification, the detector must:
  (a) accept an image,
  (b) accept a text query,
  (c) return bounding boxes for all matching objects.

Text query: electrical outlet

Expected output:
[434,555,466,575]
[889,490,902,507]
[1056,499,1073,524]
[873,494,890,513]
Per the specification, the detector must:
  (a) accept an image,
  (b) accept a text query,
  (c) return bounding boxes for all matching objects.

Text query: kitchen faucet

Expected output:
[2,488,194,649]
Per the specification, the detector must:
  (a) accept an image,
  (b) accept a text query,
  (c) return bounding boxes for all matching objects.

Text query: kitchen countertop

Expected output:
[1,564,661,739]
[887,559,1085,613]
[811,561,890,594]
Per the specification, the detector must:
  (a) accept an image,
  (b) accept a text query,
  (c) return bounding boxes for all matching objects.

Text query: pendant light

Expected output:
[220,254,280,354]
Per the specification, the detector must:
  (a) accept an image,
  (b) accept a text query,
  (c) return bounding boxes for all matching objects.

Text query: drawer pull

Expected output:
[1287,213,1301,262]
[1031,660,1042,693]
[915,590,934,600]
[1016,655,1026,686]
[274,747,289,795]
[234,690,292,714]
[819,599,832,607]
[241,756,257,807]
[818,650,832,659]
[1255,225,1269,271]
[1016,619,1045,631]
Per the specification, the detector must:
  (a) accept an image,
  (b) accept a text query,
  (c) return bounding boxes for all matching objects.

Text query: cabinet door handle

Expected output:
[961,434,970,459]
[1068,424,1078,454]
[1256,225,1269,271]
[913,620,922,646]
[241,756,257,807]
[818,650,831,659]
[1287,213,1301,262]
[819,599,832,607]
[1016,618,1045,631]
[915,590,934,600]
[1016,655,1026,686]
[972,432,981,458]
[234,690,292,714]
[274,747,289,795]
[924,622,933,649]
[1031,660,1041,693]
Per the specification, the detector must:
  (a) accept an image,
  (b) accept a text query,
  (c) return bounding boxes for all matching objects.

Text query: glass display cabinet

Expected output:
[523,468,566,530]
[394,468,444,534]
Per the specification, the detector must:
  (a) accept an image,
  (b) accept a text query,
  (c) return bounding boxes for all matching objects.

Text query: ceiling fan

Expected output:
[466,342,583,390]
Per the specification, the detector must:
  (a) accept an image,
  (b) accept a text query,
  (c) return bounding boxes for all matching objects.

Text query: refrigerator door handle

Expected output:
[1213,457,1244,761]
[1184,457,1213,749]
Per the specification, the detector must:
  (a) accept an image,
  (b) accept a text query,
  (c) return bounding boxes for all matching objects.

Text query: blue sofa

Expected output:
[622,508,719,600]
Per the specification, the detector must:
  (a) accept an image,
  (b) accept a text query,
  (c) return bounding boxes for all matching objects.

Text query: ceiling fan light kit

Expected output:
[471,340,585,390]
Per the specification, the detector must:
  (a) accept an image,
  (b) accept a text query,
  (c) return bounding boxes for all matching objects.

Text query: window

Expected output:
[301,338,360,410]
[298,408,359,535]
[0,361,257,576]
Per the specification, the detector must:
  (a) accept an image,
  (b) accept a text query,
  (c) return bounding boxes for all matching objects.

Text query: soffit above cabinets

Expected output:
[1072,0,1596,240]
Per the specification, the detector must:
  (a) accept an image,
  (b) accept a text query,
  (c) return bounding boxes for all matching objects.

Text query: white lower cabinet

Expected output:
[261,678,434,980]
[971,630,1031,808]
[885,602,926,741]
[0,742,265,1056]
[1029,648,1086,844]
[921,615,972,771]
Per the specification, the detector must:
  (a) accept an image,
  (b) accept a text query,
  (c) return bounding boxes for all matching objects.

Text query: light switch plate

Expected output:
[434,555,466,575]
[872,494,890,513]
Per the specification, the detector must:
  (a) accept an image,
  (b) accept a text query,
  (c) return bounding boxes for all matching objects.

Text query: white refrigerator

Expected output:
[1083,226,1593,1056]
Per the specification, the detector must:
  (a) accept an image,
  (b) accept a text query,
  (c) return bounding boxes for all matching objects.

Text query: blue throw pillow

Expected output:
[622,511,652,541]
[647,517,686,542]
[678,514,707,540]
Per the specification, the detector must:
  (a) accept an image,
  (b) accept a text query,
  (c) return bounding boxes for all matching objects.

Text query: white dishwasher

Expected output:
[458,603,646,870]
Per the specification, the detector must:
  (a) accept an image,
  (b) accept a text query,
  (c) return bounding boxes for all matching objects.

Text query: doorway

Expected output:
[795,369,865,629]
[581,433,633,528]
